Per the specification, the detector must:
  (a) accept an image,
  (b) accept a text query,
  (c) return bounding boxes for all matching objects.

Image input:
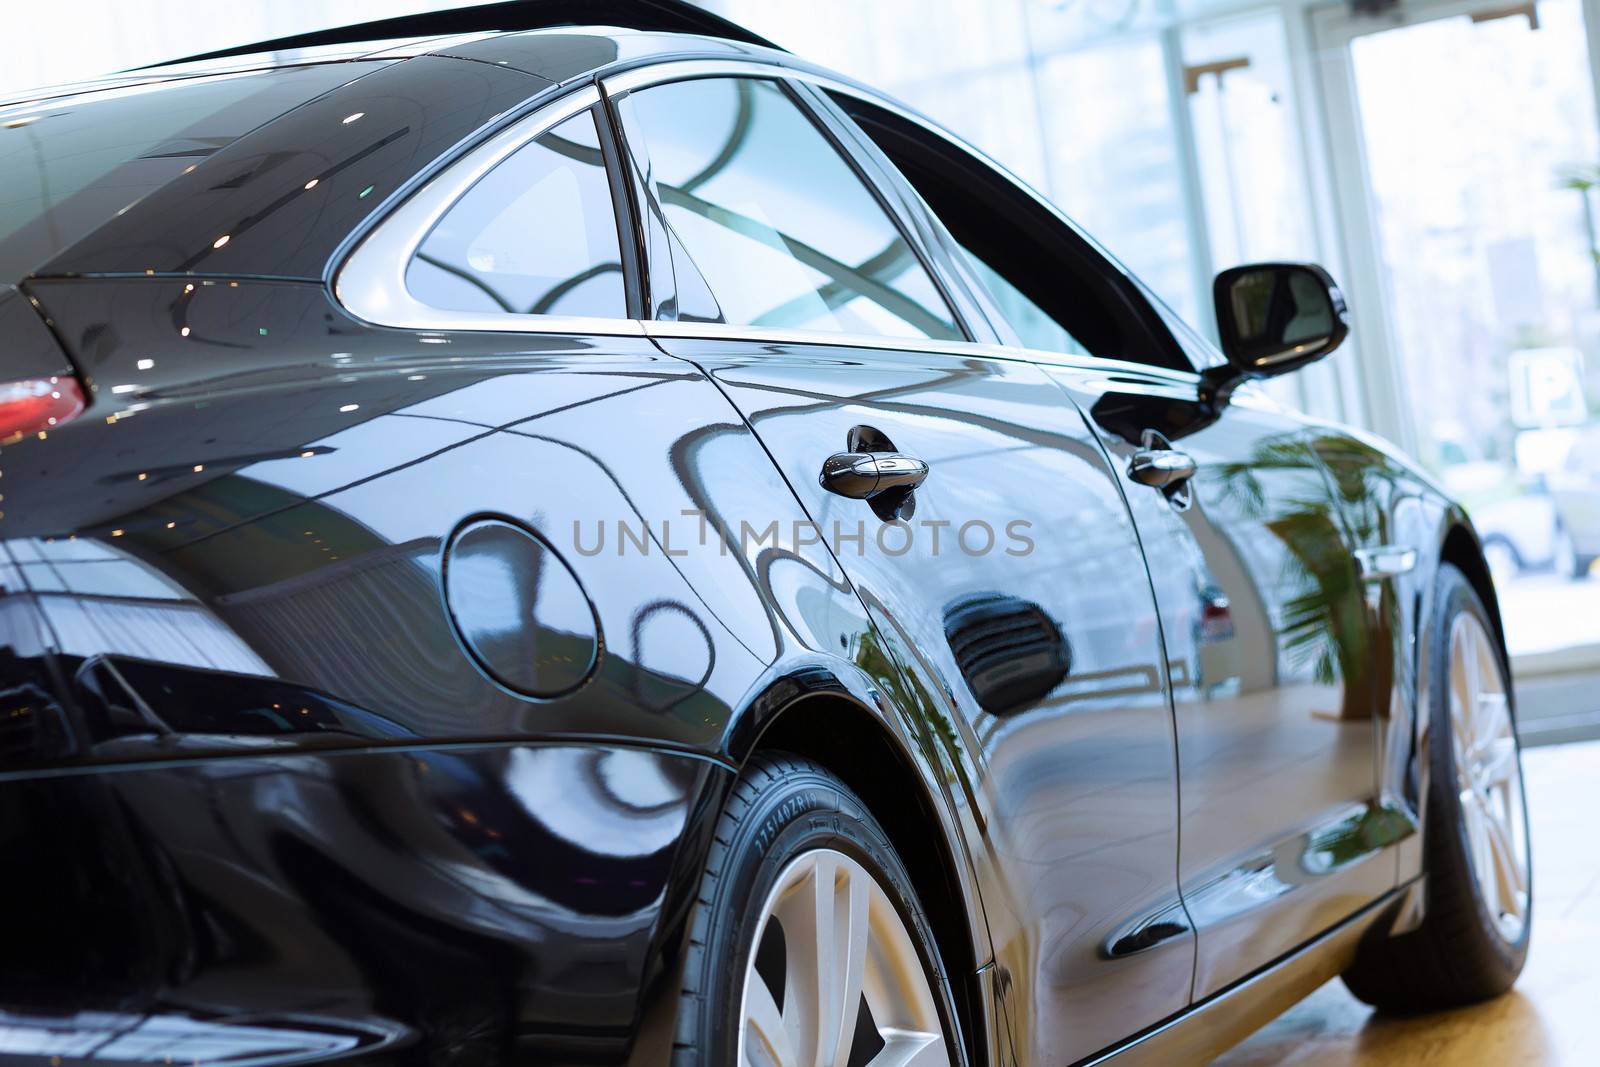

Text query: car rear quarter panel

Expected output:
[0,276,922,1062]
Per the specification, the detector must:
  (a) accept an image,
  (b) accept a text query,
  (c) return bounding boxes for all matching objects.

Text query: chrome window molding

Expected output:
[602,57,809,95]
[641,319,1202,386]
[642,319,979,355]
[335,83,646,338]
[329,51,1207,394]
[601,56,913,104]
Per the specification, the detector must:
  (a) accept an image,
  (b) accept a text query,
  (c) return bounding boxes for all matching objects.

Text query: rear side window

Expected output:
[616,77,961,342]
[406,108,626,318]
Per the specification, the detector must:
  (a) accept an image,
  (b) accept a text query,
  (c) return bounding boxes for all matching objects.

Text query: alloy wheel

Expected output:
[739,849,950,1067]
[1447,612,1531,943]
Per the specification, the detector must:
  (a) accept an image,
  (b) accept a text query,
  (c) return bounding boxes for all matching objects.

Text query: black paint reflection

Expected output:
[1068,370,1393,1002]
[0,742,716,1063]
[39,58,547,279]
[661,335,1193,1062]
[0,277,867,773]
[0,265,871,1060]
[942,593,1070,718]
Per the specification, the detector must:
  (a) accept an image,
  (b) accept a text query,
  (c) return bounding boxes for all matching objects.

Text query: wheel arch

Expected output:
[732,681,991,1067]
[1382,508,1509,915]
[1440,517,1509,658]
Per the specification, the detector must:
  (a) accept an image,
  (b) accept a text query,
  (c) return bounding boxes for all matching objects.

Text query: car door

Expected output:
[1067,371,1397,1000]
[606,67,1193,1062]
[825,89,1400,1003]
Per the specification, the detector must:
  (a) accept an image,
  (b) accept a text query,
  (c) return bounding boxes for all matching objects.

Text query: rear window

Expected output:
[0,63,377,281]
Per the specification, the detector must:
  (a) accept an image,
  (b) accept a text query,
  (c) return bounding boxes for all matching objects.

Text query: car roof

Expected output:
[142,0,783,68]
[0,38,486,111]
[0,6,935,286]
[0,20,806,284]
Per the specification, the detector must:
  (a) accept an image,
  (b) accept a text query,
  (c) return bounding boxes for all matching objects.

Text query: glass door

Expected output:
[1182,10,1330,412]
[1313,0,1600,658]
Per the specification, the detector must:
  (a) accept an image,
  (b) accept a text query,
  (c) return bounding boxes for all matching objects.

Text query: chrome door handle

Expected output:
[820,451,929,499]
[1354,545,1418,581]
[1127,448,1197,489]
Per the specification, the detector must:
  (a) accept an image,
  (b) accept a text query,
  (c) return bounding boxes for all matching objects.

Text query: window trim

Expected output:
[824,88,1203,374]
[331,53,1204,389]
[336,83,646,336]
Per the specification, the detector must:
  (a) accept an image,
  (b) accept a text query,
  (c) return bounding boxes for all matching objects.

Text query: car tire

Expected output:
[671,752,967,1067]
[1341,563,1532,1011]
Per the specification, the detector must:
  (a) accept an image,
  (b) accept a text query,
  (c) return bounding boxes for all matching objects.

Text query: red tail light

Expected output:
[0,376,85,440]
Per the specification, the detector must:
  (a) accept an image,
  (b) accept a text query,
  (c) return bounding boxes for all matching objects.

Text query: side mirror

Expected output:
[1207,262,1349,404]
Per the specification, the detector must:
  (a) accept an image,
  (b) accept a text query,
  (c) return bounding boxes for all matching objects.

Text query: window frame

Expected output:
[603,68,974,346]
[334,54,1206,384]
[822,87,1206,376]
[336,84,647,336]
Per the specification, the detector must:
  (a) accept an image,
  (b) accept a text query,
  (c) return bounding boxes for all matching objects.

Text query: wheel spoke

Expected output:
[742,849,950,1067]
[1448,642,1474,766]
[1451,626,1478,742]
[1483,802,1529,905]
[1474,692,1510,756]
[867,1030,948,1067]
[781,853,872,1067]
[1445,612,1529,944]
[807,855,837,1067]
[823,864,871,1067]
[745,968,798,1067]
[787,856,834,1066]
[1477,736,1518,787]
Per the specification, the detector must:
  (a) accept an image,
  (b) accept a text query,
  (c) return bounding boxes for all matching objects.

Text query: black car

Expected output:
[0,4,1531,1064]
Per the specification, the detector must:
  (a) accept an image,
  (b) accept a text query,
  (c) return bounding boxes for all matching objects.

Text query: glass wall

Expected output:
[709,0,1600,665]
[1183,12,1316,269]
[1038,37,1202,323]
[1333,0,1600,656]
[694,0,1229,324]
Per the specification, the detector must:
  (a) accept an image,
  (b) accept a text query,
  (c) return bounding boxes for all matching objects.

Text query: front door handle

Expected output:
[1127,447,1197,489]
[1354,545,1418,581]
[820,451,929,499]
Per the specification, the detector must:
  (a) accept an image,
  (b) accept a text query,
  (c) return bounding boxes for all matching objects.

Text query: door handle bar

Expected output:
[1354,545,1418,582]
[1127,448,1197,489]
[820,451,929,499]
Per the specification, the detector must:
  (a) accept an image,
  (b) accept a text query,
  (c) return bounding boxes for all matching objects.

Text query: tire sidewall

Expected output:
[687,758,967,1066]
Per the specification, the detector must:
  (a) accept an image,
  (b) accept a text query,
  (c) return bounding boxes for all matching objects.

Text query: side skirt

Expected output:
[1077,882,1418,1066]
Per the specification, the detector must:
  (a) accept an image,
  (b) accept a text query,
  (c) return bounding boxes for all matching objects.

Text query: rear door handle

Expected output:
[820,451,929,499]
[1127,447,1197,489]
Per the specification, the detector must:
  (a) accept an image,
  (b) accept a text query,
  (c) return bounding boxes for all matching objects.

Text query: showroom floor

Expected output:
[1214,739,1599,1065]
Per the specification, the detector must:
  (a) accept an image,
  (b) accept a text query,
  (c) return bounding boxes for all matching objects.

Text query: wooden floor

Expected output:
[1214,739,1600,1066]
